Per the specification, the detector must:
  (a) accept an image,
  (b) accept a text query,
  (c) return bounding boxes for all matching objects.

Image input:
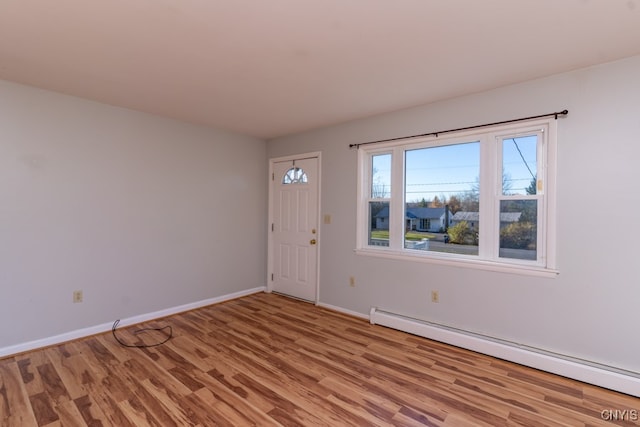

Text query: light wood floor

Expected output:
[1,292,638,426]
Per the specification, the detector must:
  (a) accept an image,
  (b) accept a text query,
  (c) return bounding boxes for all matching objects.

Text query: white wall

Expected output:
[0,80,267,349]
[267,55,640,374]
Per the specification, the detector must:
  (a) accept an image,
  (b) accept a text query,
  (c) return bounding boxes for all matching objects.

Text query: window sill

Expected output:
[354,248,559,278]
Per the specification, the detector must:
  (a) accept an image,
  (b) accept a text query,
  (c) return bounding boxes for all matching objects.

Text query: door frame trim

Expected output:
[267,151,322,303]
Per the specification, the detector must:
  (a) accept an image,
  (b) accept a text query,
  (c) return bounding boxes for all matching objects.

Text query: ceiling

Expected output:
[1,1,639,140]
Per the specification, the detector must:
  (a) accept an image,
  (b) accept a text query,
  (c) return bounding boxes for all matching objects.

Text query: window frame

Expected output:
[355,117,558,277]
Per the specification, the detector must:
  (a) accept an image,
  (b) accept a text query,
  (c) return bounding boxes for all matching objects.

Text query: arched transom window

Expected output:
[282,167,308,184]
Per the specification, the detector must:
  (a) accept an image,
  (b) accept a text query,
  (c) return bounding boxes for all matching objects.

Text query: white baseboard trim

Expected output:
[316,302,369,320]
[0,287,266,359]
[370,307,640,398]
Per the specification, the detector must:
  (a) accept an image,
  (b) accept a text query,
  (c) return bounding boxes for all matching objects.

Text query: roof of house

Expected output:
[375,206,449,219]
[451,211,479,222]
[451,211,522,222]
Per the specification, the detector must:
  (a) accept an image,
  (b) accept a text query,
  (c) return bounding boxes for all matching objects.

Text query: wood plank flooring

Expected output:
[1,292,639,426]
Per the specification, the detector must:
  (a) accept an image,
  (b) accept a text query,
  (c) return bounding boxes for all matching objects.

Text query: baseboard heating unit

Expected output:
[369,307,640,397]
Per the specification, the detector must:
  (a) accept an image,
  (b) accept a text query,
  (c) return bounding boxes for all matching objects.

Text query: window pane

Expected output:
[502,135,537,195]
[405,142,479,255]
[282,167,307,184]
[499,199,537,260]
[368,201,389,247]
[371,154,391,198]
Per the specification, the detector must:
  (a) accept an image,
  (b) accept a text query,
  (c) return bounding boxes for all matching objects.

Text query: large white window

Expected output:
[356,118,558,276]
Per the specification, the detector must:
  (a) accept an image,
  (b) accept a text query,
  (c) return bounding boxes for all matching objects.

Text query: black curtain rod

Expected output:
[348,109,568,149]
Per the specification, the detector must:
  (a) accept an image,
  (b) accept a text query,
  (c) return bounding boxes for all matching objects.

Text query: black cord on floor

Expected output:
[111,319,173,348]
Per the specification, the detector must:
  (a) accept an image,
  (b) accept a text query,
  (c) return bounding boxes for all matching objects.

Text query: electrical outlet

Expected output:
[73,290,83,303]
[431,290,439,303]
[349,276,356,287]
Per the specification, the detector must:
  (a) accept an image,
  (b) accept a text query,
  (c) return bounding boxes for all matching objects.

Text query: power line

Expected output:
[511,138,536,180]
[376,176,532,191]
[406,181,476,186]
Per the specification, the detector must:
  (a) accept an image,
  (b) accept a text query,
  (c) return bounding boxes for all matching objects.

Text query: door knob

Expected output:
[310,239,317,245]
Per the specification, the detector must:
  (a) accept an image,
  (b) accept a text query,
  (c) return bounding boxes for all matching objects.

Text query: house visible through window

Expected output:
[357,117,558,275]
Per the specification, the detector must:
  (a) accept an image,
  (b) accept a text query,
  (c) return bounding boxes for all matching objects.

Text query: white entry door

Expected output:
[270,156,319,302]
